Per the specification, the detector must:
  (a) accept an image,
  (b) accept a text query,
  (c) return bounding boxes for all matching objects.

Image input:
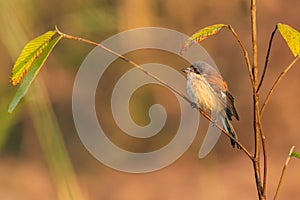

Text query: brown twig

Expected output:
[227,25,255,90]
[251,0,258,83]
[251,0,267,199]
[253,98,262,200]
[273,146,295,200]
[55,26,190,103]
[250,0,265,199]
[261,56,300,115]
[257,26,278,92]
[55,26,253,159]
[257,109,267,196]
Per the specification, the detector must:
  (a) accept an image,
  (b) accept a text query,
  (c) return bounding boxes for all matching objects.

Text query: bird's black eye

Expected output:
[191,65,202,74]
[190,65,196,72]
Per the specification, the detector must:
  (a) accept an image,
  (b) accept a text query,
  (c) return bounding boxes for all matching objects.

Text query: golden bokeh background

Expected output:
[0,0,299,199]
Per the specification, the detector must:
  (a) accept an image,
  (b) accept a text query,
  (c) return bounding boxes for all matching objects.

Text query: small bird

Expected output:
[182,61,240,148]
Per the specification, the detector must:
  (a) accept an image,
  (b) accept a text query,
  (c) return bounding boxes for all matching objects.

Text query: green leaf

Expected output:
[180,24,228,54]
[291,151,300,159]
[10,31,57,86]
[277,23,300,57]
[8,35,62,113]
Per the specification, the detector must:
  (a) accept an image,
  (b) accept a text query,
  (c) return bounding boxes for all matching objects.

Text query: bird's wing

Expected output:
[225,91,239,120]
[203,72,239,121]
[202,71,227,99]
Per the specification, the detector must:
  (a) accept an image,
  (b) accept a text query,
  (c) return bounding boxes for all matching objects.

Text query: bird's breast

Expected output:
[186,73,222,112]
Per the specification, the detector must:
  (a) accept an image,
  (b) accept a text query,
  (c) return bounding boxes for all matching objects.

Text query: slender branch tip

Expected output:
[55,25,66,37]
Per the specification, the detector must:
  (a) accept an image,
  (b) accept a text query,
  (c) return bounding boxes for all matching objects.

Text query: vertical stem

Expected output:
[258,109,267,196]
[251,0,265,199]
[251,0,258,158]
[251,0,258,82]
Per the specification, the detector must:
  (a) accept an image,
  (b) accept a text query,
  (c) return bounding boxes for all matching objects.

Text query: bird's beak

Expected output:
[181,67,188,73]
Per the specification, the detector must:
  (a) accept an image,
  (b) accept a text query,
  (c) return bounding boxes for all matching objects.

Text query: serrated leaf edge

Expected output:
[10,31,57,85]
[180,24,228,54]
[8,35,62,113]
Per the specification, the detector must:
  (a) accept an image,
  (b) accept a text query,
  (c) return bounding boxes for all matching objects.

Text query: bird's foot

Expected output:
[190,102,198,109]
[210,117,217,127]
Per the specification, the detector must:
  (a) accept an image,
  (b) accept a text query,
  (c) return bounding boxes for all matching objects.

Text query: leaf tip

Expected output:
[8,102,16,114]
[10,77,20,86]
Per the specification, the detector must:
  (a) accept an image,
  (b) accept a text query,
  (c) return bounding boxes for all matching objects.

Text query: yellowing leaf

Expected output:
[8,35,62,113]
[180,24,228,54]
[10,31,57,85]
[277,23,300,57]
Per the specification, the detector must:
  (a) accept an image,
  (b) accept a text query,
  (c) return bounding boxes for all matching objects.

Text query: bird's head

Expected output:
[182,61,218,76]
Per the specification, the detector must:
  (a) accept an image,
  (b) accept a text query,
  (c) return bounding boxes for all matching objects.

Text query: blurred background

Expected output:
[0,0,299,199]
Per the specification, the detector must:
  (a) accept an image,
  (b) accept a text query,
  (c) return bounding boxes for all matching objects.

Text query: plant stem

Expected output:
[273,146,295,200]
[251,0,258,83]
[257,26,278,92]
[261,56,300,115]
[251,0,265,199]
[257,109,267,196]
[54,26,253,159]
[227,25,255,89]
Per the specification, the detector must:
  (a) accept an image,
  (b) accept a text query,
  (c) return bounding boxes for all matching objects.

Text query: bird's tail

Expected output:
[221,116,240,148]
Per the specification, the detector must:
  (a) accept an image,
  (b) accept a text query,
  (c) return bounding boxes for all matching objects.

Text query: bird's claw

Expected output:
[190,102,198,109]
[210,116,217,127]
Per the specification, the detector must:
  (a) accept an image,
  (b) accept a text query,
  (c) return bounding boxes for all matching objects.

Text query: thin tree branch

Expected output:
[257,140,262,182]
[257,109,267,196]
[253,113,263,199]
[55,26,253,159]
[261,56,300,115]
[251,0,264,199]
[251,0,258,83]
[55,26,190,102]
[227,25,255,89]
[273,146,295,200]
[257,26,278,92]
[252,158,263,199]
